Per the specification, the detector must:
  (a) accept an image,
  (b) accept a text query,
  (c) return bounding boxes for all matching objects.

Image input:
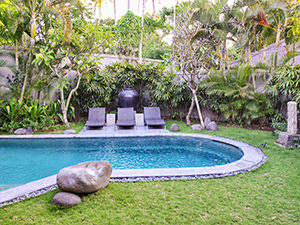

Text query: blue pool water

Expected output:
[0,136,243,191]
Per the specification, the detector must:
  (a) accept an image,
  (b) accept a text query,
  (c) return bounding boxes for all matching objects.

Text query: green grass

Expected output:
[34,121,86,134]
[1,121,300,224]
[0,121,86,135]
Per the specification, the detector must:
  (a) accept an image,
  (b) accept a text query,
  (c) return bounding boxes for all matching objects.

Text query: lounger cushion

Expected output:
[116,107,136,127]
[116,120,136,126]
[144,107,165,127]
[145,119,166,126]
[86,120,105,127]
[86,108,105,127]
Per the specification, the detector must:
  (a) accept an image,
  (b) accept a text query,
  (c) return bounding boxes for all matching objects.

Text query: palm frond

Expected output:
[280,50,300,66]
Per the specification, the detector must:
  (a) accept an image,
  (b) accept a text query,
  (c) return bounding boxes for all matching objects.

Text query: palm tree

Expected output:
[202,63,267,124]
[192,0,239,75]
[0,5,29,71]
[242,0,288,68]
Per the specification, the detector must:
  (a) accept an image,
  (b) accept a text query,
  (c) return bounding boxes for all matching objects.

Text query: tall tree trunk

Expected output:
[20,37,34,103]
[152,0,156,19]
[247,46,256,90]
[219,45,225,77]
[192,88,204,127]
[128,0,130,10]
[186,93,195,126]
[222,39,228,70]
[274,29,281,68]
[59,71,82,129]
[247,46,251,64]
[60,89,70,129]
[113,0,117,24]
[138,0,145,62]
[15,42,19,71]
[186,86,205,127]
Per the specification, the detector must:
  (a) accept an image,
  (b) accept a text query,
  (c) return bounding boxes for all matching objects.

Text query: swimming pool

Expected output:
[0,136,244,191]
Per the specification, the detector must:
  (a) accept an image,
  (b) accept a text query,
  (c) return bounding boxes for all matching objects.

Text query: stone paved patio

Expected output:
[79,124,170,136]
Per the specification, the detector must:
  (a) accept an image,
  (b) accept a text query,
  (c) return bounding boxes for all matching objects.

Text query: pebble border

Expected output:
[0,133,267,207]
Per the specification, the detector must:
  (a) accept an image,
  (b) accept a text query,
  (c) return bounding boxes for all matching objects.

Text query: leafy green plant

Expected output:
[112,10,168,58]
[0,98,23,123]
[201,64,269,124]
[270,111,287,135]
[267,63,300,103]
[0,121,20,131]
[46,99,75,123]
[293,138,300,149]
[74,62,188,114]
[143,33,171,59]
[24,99,48,122]
[38,114,57,130]
[32,46,54,66]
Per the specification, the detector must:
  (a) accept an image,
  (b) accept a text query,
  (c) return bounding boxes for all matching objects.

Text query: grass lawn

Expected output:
[0,121,86,135]
[35,121,86,134]
[1,121,300,224]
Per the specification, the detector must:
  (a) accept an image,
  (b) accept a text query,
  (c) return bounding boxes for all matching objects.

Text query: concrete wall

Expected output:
[0,54,15,96]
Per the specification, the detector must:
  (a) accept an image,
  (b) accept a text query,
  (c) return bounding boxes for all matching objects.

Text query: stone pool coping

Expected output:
[0,133,267,206]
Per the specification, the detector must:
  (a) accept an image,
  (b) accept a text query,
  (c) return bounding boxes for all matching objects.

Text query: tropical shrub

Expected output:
[270,111,287,135]
[201,64,270,125]
[111,10,169,58]
[0,98,66,132]
[267,63,300,103]
[24,99,48,122]
[0,98,23,123]
[73,62,188,115]
[143,33,171,59]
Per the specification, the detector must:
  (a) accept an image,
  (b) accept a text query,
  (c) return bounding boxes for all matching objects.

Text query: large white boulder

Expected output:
[57,161,112,194]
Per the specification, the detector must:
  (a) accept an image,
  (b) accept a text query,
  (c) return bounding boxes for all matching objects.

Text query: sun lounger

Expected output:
[85,107,105,128]
[144,107,166,128]
[116,107,136,127]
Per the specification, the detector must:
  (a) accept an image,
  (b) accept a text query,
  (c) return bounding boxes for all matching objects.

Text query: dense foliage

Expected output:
[267,63,300,103]
[0,98,75,132]
[201,64,270,125]
[109,10,170,59]
[73,62,188,115]
[1,0,300,130]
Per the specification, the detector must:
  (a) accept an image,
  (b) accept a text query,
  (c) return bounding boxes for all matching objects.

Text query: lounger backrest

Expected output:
[144,107,161,120]
[88,108,105,121]
[117,107,135,121]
